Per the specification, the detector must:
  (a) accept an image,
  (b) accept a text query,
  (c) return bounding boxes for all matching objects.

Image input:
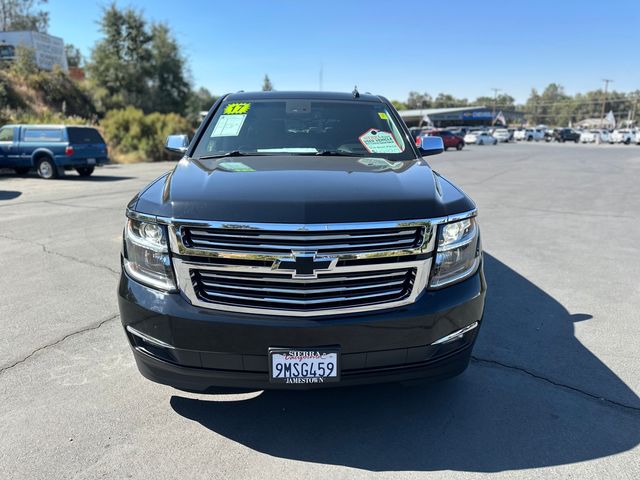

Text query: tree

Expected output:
[433,93,468,108]
[474,93,515,107]
[65,44,82,68]
[262,74,273,91]
[148,23,190,114]
[187,87,218,116]
[87,3,191,114]
[87,4,153,111]
[390,99,407,111]
[0,0,49,32]
[405,91,432,109]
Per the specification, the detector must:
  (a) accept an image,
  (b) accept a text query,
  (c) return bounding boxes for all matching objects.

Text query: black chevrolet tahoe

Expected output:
[118,91,486,391]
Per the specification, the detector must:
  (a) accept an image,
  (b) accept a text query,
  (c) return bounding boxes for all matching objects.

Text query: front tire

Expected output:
[76,166,95,177]
[625,138,631,145]
[456,142,464,150]
[36,158,58,179]
[479,140,484,145]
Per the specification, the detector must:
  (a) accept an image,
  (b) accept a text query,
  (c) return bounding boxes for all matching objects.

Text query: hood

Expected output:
[132,155,475,223]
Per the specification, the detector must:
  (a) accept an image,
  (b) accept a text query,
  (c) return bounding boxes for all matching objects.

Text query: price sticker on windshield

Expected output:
[358,129,403,154]
[223,103,251,115]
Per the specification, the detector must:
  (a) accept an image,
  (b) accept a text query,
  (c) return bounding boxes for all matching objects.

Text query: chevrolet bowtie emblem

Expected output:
[273,252,338,279]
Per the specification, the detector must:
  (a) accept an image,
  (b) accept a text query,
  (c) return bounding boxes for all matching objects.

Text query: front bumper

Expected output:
[118,262,486,391]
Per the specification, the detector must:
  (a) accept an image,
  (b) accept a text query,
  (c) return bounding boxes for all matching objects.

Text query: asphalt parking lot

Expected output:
[0,142,638,479]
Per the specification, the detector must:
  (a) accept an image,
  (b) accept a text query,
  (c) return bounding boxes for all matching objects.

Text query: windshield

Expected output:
[193,99,415,160]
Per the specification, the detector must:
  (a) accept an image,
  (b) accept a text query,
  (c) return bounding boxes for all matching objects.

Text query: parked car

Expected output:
[553,128,581,143]
[580,129,610,144]
[609,129,635,144]
[119,90,485,391]
[464,130,497,145]
[492,129,510,142]
[425,129,465,150]
[0,124,109,178]
[514,128,545,142]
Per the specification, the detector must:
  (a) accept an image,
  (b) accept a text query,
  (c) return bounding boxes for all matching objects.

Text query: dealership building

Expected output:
[398,106,524,128]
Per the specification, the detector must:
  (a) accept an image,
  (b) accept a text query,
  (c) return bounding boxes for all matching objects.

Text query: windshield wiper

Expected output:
[196,151,252,160]
[314,150,363,157]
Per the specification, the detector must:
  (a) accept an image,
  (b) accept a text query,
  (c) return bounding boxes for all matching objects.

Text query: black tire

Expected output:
[443,146,448,151]
[36,157,58,179]
[76,166,95,177]
[479,140,484,145]
[13,167,30,175]
[527,136,533,142]
[493,139,497,145]
[574,138,579,143]
[562,138,566,143]
[456,142,464,150]
[625,138,631,145]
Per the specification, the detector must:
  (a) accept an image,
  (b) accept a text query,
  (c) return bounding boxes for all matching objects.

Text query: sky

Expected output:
[48,0,640,103]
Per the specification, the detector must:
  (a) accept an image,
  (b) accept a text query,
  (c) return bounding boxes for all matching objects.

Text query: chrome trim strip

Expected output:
[126,326,175,349]
[173,257,431,317]
[198,270,407,284]
[431,322,479,345]
[199,278,406,295]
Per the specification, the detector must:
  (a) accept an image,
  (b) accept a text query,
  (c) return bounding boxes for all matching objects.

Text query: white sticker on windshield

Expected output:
[358,129,402,154]
[211,114,246,137]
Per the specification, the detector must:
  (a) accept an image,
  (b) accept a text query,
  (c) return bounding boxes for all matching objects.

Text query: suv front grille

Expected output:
[181,225,425,255]
[167,218,443,317]
[191,267,416,312]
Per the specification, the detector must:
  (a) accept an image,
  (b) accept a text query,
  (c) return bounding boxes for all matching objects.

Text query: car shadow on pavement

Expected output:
[0,190,21,200]
[170,253,640,473]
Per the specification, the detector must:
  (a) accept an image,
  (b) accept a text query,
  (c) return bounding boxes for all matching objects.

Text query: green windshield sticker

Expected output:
[223,103,251,115]
[211,114,247,137]
[218,161,255,172]
[358,129,403,154]
[378,112,388,120]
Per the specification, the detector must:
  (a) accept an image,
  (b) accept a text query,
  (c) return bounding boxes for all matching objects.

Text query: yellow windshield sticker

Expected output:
[223,103,251,115]
[378,112,388,120]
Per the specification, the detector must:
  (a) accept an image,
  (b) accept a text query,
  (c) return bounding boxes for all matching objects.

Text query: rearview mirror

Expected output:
[418,135,444,156]
[165,134,189,154]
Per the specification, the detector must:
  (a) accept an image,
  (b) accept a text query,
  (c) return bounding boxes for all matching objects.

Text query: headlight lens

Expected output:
[429,216,481,288]
[123,217,176,291]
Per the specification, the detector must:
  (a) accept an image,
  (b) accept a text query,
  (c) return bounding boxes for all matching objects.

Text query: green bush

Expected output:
[101,107,192,162]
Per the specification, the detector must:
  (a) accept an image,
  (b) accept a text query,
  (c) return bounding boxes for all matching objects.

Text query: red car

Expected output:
[410,128,465,151]
[426,130,465,151]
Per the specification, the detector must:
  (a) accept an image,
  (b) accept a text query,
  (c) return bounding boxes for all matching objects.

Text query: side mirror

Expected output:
[165,134,189,154]
[418,135,444,156]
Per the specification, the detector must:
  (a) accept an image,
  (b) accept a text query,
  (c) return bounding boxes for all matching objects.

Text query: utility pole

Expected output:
[491,88,501,126]
[600,79,613,127]
[491,88,501,118]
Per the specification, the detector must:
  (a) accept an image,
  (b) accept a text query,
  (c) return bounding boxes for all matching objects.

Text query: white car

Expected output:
[513,128,544,142]
[580,129,610,143]
[492,129,510,142]
[464,131,497,145]
[609,129,635,144]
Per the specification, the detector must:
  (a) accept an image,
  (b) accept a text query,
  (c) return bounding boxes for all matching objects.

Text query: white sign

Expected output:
[0,31,68,72]
[358,129,403,154]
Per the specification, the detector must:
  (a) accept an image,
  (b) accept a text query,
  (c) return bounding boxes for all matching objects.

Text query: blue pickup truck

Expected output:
[0,124,109,179]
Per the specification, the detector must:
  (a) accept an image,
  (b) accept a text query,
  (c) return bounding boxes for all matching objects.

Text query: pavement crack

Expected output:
[472,355,640,413]
[0,314,120,375]
[0,233,119,275]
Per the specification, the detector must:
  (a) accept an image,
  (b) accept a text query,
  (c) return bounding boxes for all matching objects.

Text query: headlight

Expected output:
[429,216,481,288]
[123,217,176,291]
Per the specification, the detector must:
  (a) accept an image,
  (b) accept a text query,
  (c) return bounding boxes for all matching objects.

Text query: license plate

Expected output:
[87,158,96,165]
[269,348,340,384]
